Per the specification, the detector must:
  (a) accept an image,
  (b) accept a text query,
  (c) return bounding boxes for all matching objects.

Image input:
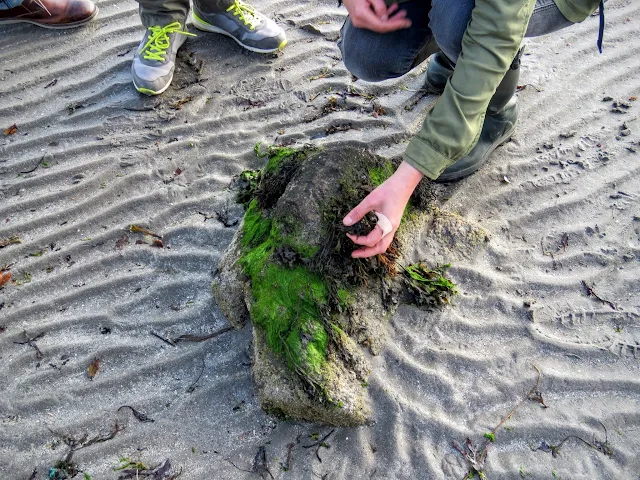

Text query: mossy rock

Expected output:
[252,323,370,426]
[212,145,480,425]
[211,232,249,329]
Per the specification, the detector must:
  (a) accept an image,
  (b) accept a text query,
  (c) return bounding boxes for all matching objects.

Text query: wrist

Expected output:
[395,161,424,190]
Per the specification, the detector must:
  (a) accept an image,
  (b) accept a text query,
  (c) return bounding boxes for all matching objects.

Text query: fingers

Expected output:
[389,9,408,21]
[351,234,394,259]
[346,223,385,248]
[349,2,411,32]
[373,14,411,33]
[343,197,373,227]
[374,211,393,237]
[344,195,396,258]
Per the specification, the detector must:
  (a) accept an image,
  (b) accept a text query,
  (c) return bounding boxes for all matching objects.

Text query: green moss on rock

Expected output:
[239,199,331,386]
[236,145,399,403]
[368,160,395,187]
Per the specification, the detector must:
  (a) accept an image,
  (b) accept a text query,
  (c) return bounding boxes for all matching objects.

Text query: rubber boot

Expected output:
[411,37,441,71]
[435,49,523,182]
[424,51,454,94]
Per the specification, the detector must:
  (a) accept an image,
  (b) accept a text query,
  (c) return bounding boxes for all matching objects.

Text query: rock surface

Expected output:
[212,145,487,425]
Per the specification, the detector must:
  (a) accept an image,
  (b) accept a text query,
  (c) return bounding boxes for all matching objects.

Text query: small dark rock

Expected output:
[71,173,85,184]
[613,101,632,109]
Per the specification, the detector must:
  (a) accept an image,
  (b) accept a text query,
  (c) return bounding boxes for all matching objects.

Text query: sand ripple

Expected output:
[1,0,639,478]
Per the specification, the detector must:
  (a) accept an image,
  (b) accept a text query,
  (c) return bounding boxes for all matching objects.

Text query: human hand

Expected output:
[343,161,423,258]
[342,0,411,33]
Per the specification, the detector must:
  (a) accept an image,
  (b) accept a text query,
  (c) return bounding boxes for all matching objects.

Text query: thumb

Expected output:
[343,195,375,226]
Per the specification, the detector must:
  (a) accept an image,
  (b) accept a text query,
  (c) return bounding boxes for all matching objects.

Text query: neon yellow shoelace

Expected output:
[226,0,260,30]
[142,22,195,62]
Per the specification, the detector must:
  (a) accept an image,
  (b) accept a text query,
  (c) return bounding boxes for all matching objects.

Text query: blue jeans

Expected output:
[0,0,24,9]
[339,0,574,82]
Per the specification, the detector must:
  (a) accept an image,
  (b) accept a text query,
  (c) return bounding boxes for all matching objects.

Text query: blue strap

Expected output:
[597,0,605,53]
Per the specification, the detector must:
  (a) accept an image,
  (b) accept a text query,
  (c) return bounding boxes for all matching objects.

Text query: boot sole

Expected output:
[0,6,98,29]
[435,120,517,183]
[192,12,286,53]
[423,80,445,95]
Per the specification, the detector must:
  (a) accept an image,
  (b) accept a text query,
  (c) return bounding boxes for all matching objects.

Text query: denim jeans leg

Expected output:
[525,0,574,37]
[137,0,189,28]
[428,0,475,64]
[0,0,24,9]
[338,1,432,82]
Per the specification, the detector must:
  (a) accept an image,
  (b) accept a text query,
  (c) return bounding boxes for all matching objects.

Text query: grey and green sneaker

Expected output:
[132,22,196,96]
[192,0,286,53]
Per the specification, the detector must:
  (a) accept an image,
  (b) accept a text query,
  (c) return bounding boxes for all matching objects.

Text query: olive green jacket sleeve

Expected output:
[402,0,537,179]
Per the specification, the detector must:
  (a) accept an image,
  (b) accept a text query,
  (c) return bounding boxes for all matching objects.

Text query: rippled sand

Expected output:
[1,0,639,478]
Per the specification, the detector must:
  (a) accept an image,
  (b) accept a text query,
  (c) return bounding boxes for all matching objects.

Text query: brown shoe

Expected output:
[0,0,98,29]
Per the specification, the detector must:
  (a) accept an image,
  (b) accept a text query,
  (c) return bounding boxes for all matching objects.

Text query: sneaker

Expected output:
[192,0,286,53]
[131,21,196,96]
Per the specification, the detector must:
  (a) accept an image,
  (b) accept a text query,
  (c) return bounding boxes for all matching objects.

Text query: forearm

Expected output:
[392,161,424,195]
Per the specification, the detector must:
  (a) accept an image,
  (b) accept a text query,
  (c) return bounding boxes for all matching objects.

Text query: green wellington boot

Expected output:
[425,50,523,182]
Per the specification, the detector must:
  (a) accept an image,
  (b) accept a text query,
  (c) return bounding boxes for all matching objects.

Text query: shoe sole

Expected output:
[435,120,518,183]
[191,12,286,53]
[132,75,173,96]
[0,6,98,29]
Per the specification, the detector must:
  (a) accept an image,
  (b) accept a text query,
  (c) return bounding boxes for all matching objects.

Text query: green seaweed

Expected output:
[336,288,354,309]
[241,200,275,249]
[0,234,22,247]
[255,146,312,210]
[239,198,331,393]
[114,458,149,471]
[484,432,496,442]
[264,147,299,173]
[236,170,261,207]
[401,263,457,308]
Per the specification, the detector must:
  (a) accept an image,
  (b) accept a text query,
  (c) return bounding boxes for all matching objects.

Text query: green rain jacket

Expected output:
[391,0,601,179]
